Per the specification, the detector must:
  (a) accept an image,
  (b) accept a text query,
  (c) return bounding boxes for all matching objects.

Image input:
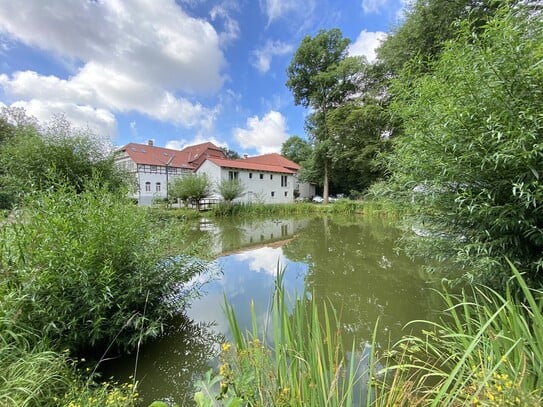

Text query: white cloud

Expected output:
[0,1,226,137]
[252,40,293,73]
[12,99,117,138]
[361,0,389,14]
[234,247,287,275]
[348,30,387,63]
[210,4,240,46]
[233,111,289,154]
[260,0,316,26]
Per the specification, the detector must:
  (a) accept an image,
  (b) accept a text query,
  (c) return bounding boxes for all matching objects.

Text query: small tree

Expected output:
[169,174,212,208]
[218,179,245,203]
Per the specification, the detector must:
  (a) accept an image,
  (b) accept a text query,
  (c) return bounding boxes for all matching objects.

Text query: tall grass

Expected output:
[195,263,543,406]
[374,262,543,406]
[211,199,368,218]
[195,270,368,406]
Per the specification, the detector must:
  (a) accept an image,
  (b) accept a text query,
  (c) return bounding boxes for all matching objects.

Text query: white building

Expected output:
[114,141,226,205]
[197,156,296,204]
[115,141,315,205]
[239,153,316,199]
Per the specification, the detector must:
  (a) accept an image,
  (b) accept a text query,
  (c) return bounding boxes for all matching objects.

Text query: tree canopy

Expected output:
[383,6,543,284]
[286,29,364,202]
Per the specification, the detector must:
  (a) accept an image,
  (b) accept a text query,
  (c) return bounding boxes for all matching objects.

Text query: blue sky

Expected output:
[0,0,407,155]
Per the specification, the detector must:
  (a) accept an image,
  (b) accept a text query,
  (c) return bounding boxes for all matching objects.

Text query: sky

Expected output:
[0,0,407,156]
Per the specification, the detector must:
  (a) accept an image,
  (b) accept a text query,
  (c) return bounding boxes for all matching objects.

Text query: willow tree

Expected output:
[286,28,362,203]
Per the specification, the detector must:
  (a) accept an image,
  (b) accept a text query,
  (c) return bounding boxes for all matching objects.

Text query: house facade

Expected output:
[114,140,226,205]
[229,153,316,200]
[115,140,315,205]
[196,157,297,204]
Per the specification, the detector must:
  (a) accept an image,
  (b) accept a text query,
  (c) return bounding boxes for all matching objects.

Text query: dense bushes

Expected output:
[380,7,543,285]
[0,182,207,353]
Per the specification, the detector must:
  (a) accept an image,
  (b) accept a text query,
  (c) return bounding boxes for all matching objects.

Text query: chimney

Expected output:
[147,139,154,146]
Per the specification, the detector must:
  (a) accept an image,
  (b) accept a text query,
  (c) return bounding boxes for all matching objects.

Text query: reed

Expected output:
[195,269,368,406]
[375,261,543,406]
[195,263,543,406]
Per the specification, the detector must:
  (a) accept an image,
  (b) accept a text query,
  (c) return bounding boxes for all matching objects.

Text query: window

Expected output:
[249,173,253,179]
[145,182,151,192]
[229,171,239,180]
[270,174,273,180]
[281,175,288,187]
[156,182,161,192]
[150,165,157,172]
[259,173,264,180]
[284,191,288,197]
[271,191,275,197]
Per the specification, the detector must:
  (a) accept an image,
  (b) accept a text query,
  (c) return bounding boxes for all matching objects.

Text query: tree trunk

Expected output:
[323,160,329,204]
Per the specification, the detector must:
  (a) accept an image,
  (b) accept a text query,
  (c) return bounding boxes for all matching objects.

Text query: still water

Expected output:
[103,215,440,405]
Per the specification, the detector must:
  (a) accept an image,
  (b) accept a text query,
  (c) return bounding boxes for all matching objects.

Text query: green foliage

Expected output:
[0,290,71,406]
[0,182,207,353]
[280,135,313,165]
[326,102,390,193]
[384,7,543,283]
[0,112,127,209]
[211,201,365,218]
[377,0,503,75]
[376,263,543,406]
[194,270,367,406]
[217,179,245,203]
[168,174,212,207]
[286,28,365,201]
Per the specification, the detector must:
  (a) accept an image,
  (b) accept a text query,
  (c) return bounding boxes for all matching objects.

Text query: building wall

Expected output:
[294,174,316,199]
[137,166,191,205]
[197,161,295,204]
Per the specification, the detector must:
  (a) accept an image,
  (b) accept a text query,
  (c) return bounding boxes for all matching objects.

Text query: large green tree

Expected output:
[377,0,505,76]
[385,7,543,285]
[325,101,390,195]
[286,29,363,203]
[280,135,312,165]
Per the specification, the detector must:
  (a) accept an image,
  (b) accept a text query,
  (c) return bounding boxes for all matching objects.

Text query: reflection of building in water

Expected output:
[199,218,310,255]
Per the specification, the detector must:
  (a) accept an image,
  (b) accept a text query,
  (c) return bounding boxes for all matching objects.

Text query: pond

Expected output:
[103,215,441,406]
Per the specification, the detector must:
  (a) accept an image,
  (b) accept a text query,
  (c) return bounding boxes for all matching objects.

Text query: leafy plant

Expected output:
[0,181,208,353]
[217,179,245,203]
[384,6,543,284]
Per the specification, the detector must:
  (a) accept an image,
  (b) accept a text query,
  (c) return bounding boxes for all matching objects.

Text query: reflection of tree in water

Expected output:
[100,312,222,407]
[283,216,441,344]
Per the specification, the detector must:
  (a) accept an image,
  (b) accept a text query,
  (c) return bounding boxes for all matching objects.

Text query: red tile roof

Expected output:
[206,157,297,174]
[236,153,301,171]
[180,142,225,166]
[118,142,225,169]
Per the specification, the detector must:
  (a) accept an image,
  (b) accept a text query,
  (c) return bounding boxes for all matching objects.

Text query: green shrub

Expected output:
[0,181,207,353]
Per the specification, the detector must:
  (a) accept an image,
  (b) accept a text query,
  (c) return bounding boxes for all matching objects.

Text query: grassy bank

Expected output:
[151,198,404,220]
[194,264,543,406]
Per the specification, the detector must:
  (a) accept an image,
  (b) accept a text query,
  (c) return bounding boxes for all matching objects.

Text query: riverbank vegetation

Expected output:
[0,110,209,406]
[195,264,543,406]
[194,2,543,406]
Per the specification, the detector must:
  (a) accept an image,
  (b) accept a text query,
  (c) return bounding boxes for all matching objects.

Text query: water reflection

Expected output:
[101,313,221,406]
[105,215,440,405]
